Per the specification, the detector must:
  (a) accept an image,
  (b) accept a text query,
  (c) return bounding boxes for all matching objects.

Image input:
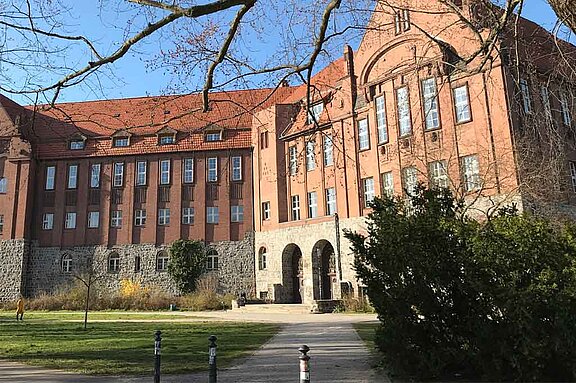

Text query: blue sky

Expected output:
[5,0,568,104]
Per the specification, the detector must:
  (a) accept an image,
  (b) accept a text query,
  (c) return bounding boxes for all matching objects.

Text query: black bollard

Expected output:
[208,335,217,383]
[154,330,162,383]
[299,345,310,383]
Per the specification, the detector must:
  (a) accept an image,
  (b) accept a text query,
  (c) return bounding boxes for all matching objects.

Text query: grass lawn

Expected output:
[0,311,278,375]
[353,321,379,352]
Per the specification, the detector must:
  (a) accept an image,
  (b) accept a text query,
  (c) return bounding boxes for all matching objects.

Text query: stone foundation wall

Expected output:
[0,239,28,301]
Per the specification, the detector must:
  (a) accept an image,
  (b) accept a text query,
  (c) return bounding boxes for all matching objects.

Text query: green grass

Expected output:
[0,311,200,321]
[0,312,278,375]
[353,321,379,352]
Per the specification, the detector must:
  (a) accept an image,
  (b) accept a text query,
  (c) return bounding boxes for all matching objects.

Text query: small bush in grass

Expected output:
[178,274,234,311]
[336,294,375,313]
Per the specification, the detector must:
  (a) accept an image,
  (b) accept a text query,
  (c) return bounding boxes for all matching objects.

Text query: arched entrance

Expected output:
[312,240,336,300]
[281,244,303,303]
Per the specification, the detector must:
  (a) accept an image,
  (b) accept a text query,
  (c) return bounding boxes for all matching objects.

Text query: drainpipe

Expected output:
[335,213,342,281]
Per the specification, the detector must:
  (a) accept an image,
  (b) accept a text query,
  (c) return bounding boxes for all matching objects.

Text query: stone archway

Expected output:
[281,244,303,303]
[312,240,336,300]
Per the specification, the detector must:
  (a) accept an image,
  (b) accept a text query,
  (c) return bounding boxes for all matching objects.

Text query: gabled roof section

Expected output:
[111,129,132,137]
[0,94,29,138]
[155,126,177,135]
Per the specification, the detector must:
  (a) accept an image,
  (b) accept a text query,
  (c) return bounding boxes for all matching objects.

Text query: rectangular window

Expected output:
[260,131,269,149]
[159,160,170,185]
[231,205,244,222]
[422,78,440,130]
[307,191,318,218]
[205,132,222,142]
[232,156,242,181]
[0,215,3,234]
[381,171,394,198]
[182,207,195,224]
[289,145,298,175]
[363,178,375,208]
[0,178,6,194]
[134,209,146,226]
[111,210,122,228]
[541,86,552,119]
[520,79,532,113]
[113,162,124,187]
[67,165,78,189]
[69,140,85,150]
[375,95,388,143]
[429,160,449,189]
[159,135,175,145]
[65,212,77,229]
[42,213,54,230]
[262,201,271,220]
[402,9,410,31]
[323,135,334,166]
[307,102,324,124]
[113,137,129,147]
[396,86,412,136]
[87,211,100,228]
[207,206,219,224]
[358,118,370,150]
[158,208,170,225]
[207,157,218,182]
[306,140,316,171]
[325,187,336,216]
[90,164,101,188]
[183,158,194,183]
[291,195,301,221]
[560,92,572,126]
[394,11,402,34]
[453,85,471,123]
[570,162,576,193]
[45,166,56,190]
[136,161,147,186]
[461,155,481,192]
[403,166,418,196]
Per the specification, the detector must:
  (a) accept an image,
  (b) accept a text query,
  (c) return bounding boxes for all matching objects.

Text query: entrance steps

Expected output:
[231,303,312,314]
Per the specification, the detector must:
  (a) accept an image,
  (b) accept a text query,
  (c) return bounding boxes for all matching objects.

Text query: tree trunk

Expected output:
[84,277,91,330]
[548,0,576,34]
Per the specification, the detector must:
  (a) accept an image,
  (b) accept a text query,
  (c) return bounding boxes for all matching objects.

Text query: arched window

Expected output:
[156,251,169,271]
[206,249,219,271]
[134,256,141,273]
[108,252,120,273]
[258,247,267,270]
[61,254,72,273]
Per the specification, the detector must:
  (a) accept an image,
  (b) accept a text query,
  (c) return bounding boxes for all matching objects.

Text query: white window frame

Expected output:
[69,140,85,150]
[45,166,56,190]
[113,162,124,187]
[207,157,218,182]
[136,161,147,186]
[42,213,54,230]
[113,137,129,147]
[0,178,7,194]
[90,164,101,188]
[65,212,77,229]
[67,164,78,189]
[461,155,481,192]
[429,160,449,189]
[87,211,100,228]
[156,252,169,271]
[422,78,440,130]
[308,191,318,218]
[108,253,120,273]
[258,248,267,270]
[540,85,552,119]
[291,195,301,221]
[520,79,532,113]
[453,85,471,123]
[61,254,72,273]
[159,160,171,185]
[396,86,412,136]
[323,135,333,167]
[402,8,410,31]
[363,178,375,208]
[111,210,123,228]
[560,92,572,126]
[232,156,242,181]
[306,139,316,171]
[262,201,271,221]
[206,251,219,270]
[375,95,388,143]
[183,158,194,184]
[325,187,336,216]
[182,207,195,224]
[159,135,175,145]
[358,118,370,150]
[134,209,147,226]
[289,145,298,175]
[307,102,324,124]
[207,206,219,224]
[158,208,170,226]
[381,171,394,198]
[570,161,576,193]
[205,132,222,142]
[231,205,244,222]
[403,167,418,196]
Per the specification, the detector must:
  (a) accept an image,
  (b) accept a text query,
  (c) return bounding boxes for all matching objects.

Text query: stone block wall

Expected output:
[0,239,28,301]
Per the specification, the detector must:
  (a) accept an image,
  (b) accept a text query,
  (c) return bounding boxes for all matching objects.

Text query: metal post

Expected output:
[209,335,217,383]
[299,345,310,383]
[154,330,162,383]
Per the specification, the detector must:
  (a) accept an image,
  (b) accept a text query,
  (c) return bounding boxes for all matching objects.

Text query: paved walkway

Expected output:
[0,311,389,383]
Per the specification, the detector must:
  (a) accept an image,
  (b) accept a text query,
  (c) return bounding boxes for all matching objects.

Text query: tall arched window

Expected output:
[61,254,72,273]
[156,251,169,271]
[258,247,267,270]
[206,249,219,271]
[108,252,120,273]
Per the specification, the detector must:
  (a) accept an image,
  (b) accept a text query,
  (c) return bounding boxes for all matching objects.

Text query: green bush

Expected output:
[168,239,207,293]
[347,187,576,381]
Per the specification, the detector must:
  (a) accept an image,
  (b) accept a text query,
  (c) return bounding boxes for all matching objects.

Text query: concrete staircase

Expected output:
[231,303,313,314]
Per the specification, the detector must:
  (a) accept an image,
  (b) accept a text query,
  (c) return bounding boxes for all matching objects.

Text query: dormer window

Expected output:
[205,131,222,142]
[158,135,175,145]
[69,140,85,150]
[307,102,324,124]
[113,137,129,147]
